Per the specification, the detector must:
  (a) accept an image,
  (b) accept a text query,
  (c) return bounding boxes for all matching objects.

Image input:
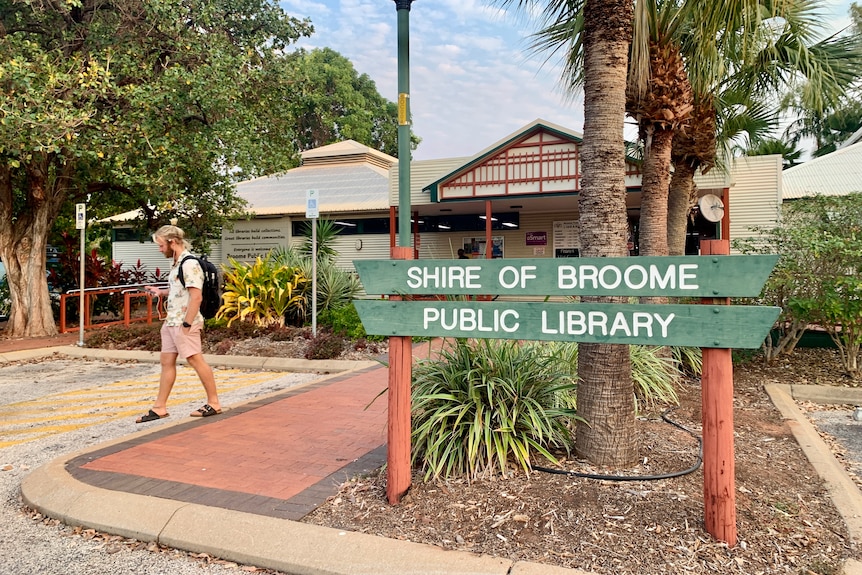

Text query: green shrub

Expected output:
[548,343,689,413]
[270,246,362,322]
[318,302,385,342]
[630,345,681,412]
[409,340,693,481]
[411,338,580,481]
[673,346,703,377]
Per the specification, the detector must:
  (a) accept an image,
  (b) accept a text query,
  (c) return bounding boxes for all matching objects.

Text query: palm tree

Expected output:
[665,1,862,254]
[744,136,804,168]
[667,90,777,254]
[575,0,637,467]
[626,3,694,258]
[497,0,636,466]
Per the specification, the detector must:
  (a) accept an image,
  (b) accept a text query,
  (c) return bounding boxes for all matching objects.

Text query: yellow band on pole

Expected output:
[398,93,409,125]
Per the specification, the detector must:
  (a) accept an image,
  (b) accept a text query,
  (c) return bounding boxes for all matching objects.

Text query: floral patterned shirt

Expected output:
[165,250,204,327]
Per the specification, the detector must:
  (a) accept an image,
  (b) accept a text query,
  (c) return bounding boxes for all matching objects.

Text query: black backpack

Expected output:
[177,255,223,319]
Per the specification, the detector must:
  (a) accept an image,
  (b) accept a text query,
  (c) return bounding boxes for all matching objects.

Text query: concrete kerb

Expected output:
[16,355,593,575]
[765,384,862,575]
[0,344,380,374]
[23,451,592,575]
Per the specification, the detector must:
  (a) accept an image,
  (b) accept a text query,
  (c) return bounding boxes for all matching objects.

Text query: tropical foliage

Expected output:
[271,220,363,318]
[411,339,580,480]
[217,255,309,328]
[735,193,862,376]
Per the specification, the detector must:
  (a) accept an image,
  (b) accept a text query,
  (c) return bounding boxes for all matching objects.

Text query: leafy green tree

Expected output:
[736,193,862,376]
[0,0,314,337]
[287,48,419,156]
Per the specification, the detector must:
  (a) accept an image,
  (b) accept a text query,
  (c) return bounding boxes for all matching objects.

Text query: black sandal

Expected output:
[190,404,222,418]
[136,409,169,424]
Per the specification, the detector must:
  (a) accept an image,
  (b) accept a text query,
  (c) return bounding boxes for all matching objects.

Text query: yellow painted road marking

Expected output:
[0,365,300,448]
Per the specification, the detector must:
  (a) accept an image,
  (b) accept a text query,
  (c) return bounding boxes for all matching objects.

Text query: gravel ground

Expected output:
[0,357,316,575]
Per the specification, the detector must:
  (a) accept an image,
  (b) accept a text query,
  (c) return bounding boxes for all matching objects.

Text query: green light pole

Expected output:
[388,0,415,506]
[394,0,413,247]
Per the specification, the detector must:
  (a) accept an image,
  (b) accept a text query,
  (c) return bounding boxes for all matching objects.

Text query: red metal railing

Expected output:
[58,283,168,334]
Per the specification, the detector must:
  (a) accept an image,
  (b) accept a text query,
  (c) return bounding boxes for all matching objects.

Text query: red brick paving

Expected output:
[82,367,389,501]
[3,334,439,520]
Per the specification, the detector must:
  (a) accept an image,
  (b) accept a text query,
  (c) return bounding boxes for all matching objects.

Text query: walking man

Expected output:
[136,225,222,423]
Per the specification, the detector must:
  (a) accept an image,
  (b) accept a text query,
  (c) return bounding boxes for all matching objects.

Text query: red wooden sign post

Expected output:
[387,245,413,504]
[700,239,737,545]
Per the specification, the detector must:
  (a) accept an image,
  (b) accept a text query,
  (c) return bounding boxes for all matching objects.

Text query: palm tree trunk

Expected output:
[637,127,674,257]
[667,159,696,256]
[576,0,637,467]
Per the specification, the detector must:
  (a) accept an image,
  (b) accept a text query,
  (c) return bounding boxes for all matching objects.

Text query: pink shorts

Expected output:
[161,323,203,359]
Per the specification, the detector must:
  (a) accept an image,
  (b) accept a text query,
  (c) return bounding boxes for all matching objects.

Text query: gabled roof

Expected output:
[421,119,641,203]
[782,141,862,200]
[422,119,584,198]
[235,140,396,216]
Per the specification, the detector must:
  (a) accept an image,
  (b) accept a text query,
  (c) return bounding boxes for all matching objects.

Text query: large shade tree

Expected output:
[0,0,314,337]
[0,0,409,339]
[288,47,420,156]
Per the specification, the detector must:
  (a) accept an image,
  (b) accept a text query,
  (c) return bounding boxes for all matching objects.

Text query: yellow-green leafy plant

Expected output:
[217,255,309,327]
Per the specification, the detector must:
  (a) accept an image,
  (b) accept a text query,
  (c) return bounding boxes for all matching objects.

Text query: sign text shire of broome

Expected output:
[354,256,778,298]
[352,256,780,349]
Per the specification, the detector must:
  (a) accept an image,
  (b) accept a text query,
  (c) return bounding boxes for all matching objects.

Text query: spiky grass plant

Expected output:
[411,338,580,481]
[630,345,681,412]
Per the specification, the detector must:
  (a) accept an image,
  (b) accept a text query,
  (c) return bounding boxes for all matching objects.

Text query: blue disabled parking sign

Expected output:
[305,189,319,219]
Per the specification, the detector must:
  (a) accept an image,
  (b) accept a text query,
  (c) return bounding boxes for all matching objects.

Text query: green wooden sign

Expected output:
[354,300,781,348]
[354,255,778,298]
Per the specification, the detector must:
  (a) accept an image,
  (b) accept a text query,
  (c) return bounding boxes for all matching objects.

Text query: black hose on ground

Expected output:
[533,408,703,482]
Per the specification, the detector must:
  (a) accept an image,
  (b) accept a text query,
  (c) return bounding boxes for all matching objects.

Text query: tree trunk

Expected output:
[667,159,696,256]
[4,228,57,338]
[637,127,674,257]
[0,157,68,338]
[576,0,637,467]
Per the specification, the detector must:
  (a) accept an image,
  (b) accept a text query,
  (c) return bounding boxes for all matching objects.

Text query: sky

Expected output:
[280,0,858,161]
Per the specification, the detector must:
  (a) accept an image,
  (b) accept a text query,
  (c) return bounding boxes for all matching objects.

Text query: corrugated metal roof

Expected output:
[782,141,862,200]
[236,164,391,216]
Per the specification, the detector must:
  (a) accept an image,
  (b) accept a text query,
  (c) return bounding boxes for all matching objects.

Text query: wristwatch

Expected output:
[182,321,192,328]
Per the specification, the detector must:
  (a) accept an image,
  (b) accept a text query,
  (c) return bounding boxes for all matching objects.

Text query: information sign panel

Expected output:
[354,300,779,349]
[354,255,778,298]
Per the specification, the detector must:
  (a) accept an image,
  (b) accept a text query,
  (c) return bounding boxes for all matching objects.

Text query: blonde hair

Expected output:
[152,225,191,251]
